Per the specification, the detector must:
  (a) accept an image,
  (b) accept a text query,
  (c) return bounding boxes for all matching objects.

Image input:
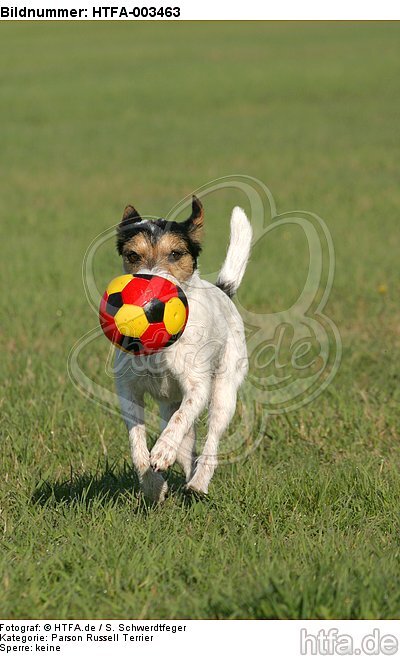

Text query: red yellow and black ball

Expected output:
[99,274,189,355]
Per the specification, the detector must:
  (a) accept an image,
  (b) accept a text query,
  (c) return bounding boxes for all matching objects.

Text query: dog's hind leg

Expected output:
[159,401,197,481]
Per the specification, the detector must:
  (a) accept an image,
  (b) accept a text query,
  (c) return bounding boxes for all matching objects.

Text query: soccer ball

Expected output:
[99,274,189,356]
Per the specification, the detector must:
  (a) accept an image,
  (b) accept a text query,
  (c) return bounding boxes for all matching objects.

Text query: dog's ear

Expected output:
[116,205,142,254]
[183,195,204,244]
[121,205,142,223]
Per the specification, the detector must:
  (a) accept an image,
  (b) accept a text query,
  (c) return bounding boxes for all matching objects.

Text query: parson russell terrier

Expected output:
[114,196,253,502]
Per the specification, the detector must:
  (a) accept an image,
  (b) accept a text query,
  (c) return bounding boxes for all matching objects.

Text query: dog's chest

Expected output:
[138,368,182,402]
[115,349,183,402]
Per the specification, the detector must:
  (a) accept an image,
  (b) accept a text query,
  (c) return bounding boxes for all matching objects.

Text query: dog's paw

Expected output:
[185,456,214,495]
[185,475,209,497]
[141,469,168,503]
[150,437,177,472]
[185,483,208,498]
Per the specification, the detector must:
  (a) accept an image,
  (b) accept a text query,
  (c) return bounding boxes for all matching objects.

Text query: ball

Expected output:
[99,274,189,356]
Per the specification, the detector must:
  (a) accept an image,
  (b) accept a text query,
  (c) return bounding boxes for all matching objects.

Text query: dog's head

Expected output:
[116,196,204,283]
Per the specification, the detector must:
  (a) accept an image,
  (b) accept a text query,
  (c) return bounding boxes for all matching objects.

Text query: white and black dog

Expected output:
[114,196,252,502]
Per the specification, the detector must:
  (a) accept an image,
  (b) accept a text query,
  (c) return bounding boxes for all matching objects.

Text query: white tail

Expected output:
[216,206,252,298]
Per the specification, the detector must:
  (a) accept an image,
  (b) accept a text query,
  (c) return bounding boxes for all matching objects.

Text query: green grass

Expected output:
[1,21,400,619]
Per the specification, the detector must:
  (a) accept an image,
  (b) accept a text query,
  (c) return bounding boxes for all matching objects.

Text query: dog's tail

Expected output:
[216,207,253,298]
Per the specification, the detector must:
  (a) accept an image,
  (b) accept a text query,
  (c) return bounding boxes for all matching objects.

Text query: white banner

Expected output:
[0,0,399,20]
[1,620,400,656]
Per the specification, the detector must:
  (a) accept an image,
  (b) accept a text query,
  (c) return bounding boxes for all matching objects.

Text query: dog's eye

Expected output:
[169,250,184,262]
[125,251,141,264]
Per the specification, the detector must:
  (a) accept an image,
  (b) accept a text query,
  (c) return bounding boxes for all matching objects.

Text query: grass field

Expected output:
[1,21,400,619]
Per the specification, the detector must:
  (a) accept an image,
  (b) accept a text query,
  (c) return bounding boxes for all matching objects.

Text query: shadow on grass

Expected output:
[31,460,198,511]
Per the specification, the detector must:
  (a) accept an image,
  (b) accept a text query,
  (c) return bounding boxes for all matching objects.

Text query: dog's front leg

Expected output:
[187,375,238,495]
[159,401,197,481]
[116,379,168,503]
[150,383,209,472]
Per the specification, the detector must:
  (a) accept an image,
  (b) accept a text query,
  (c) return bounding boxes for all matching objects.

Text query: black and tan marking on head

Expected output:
[116,196,204,282]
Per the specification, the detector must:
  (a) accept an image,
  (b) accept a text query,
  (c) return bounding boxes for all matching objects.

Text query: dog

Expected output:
[114,196,252,502]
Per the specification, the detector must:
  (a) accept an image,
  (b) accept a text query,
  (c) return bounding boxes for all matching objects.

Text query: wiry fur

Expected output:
[114,197,252,502]
[216,207,253,298]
